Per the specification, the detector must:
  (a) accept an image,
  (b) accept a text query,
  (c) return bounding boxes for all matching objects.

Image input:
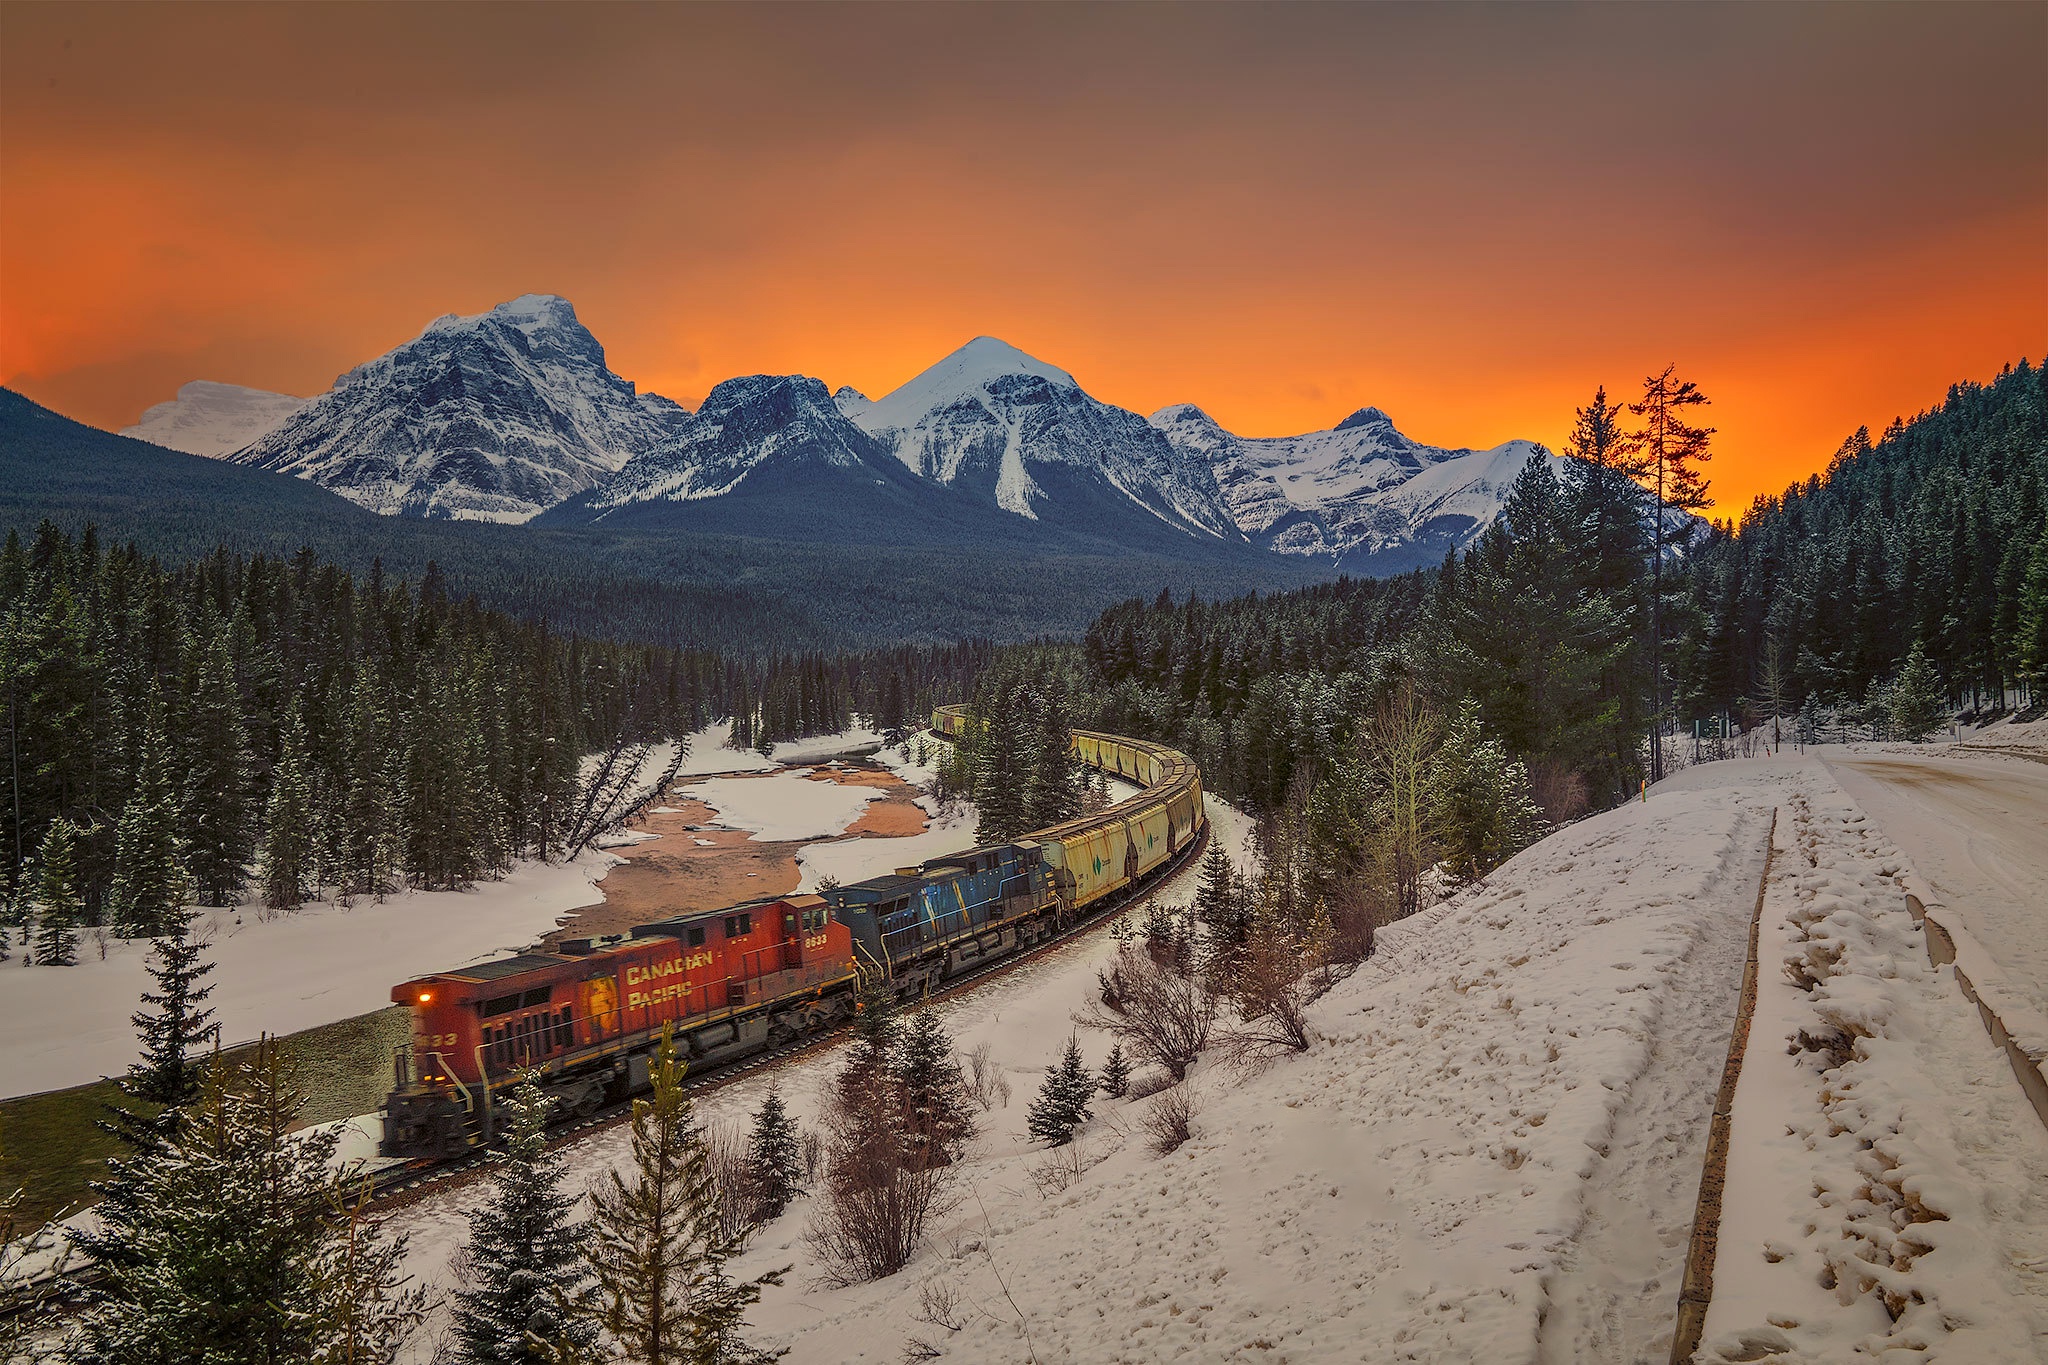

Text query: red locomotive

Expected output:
[382,892,858,1158]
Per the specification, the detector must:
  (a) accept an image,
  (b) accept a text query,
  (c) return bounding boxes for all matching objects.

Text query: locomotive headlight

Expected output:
[418,991,433,1004]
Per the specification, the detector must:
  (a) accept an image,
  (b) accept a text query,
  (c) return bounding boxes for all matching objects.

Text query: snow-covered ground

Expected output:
[0,853,615,1101]
[1698,760,2048,1364]
[382,748,2048,1365]
[677,773,882,844]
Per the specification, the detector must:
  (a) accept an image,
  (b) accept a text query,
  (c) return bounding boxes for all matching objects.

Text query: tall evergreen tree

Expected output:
[1630,366,1714,783]
[577,1026,786,1365]
[743,1091,804,1227]
[107,713,189,937]
[451,1074,597,1365]
[1884,642,1947,742]
[72,913,221,1278]
[893,1008,974,1168]
[259,703,315,911]
[1192,841,1247,958]
[31,816,82,966]
[183,624,253,906]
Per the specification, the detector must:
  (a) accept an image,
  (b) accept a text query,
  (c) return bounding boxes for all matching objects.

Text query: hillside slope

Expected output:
[381,754,2048,1363]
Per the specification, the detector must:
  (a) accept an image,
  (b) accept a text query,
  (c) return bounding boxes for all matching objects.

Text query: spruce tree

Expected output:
[1026,1037,1094,1147]
[30,817,81,967]
[72,914,220,1277]
[1885,642,1947,742]
[107,714,189,938]
[127,913,219,1108]
[743,1091,804,1226]
[893,1008,974,1168]
[64,1039,423,1365]
[259,703,315,911]
[183,624,253,907]
[451,1074,597,1364]
[578,1025,786,1365]
[1098,1043,1130,1100]
[1192,842,1247,957]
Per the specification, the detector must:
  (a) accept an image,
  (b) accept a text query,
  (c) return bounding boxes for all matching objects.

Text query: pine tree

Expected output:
[1192,841,1247,958]
[64,1039,424,1365]
[72,914,221,1279]
[1885,641,1947,742]
[579,1025,786,1365]
[128,913,219,1107]
[1098,1043,1130,1099]
[183,624,253,907]
[893,1008,974,1168]
[259,703,316,911]
[1631,366,1715,784]
[2015,525,2048,697]
[743,1091,804,1227]
[107,713,189,937]
[1026,1037,1094,1147]
[1433,700,1541,881]
[30,816,81,967]
[451,1074,597,1364]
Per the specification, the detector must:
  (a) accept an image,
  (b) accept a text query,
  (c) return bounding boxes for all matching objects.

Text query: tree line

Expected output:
[0,523,1000,963]
[1669,357,2048,726]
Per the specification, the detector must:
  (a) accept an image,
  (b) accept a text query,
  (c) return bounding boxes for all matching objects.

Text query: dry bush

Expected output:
[805,1062,956,1286]
[805,1158,954,1288]
[964,1040,1012,1112]
[1026,1139,1099,1199]
[1139,1085,1196,1155]
[1125,1069,1176,1101]
[1217,911,1319,1068]
[702,1117,759,1244]
[1529,761,1589,826]
[1080,941,1216,1082]
[801,1129,825,1186]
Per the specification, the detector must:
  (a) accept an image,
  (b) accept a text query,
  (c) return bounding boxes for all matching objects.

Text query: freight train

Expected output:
[380,710,1205,1158]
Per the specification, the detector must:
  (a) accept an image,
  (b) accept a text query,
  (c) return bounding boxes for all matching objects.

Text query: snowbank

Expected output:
[678,773,883,844]
[0,853,614,1101]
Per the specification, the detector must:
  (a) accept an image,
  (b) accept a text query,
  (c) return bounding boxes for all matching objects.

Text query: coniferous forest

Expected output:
[0,522,992,948]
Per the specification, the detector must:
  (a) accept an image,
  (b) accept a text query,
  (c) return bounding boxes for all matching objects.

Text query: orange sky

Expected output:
[3,2,2042,515]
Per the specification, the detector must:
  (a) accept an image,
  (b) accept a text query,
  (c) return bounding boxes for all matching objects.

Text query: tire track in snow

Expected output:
[1536,806,1768,1365]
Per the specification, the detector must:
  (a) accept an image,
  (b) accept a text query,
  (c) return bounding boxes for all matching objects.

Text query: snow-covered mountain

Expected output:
[233,295,688,522]
[121,381,307,457]
[580,373,908,511]
[838,338,1243,542]
[1150,402,1555,571]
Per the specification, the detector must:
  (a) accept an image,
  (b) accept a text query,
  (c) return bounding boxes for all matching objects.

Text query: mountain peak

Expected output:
[854,337,1078,435]
[1334,405,1397,433]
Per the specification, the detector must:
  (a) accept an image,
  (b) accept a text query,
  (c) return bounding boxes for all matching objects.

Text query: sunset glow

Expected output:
[3,2,2042,514]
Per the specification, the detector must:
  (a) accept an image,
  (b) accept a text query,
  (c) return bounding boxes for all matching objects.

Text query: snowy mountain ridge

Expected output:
[232,294,689,523]
[137,298,1559,563]
[1150,400,1560,570]
[120,380,307,457]
[582,373,898,511]
[837,337,1243,538]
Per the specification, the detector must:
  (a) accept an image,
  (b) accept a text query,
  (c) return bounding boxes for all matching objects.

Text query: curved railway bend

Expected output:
[8,714,1212,1316]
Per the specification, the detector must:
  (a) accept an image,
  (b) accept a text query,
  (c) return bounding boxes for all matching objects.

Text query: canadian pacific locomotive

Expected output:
[380,711,1204,1158]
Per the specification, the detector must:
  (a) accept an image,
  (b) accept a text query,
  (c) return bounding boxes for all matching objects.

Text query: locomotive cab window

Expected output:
[687,926,706,947]
[724,913,751,938]
[522,988,551,1008]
